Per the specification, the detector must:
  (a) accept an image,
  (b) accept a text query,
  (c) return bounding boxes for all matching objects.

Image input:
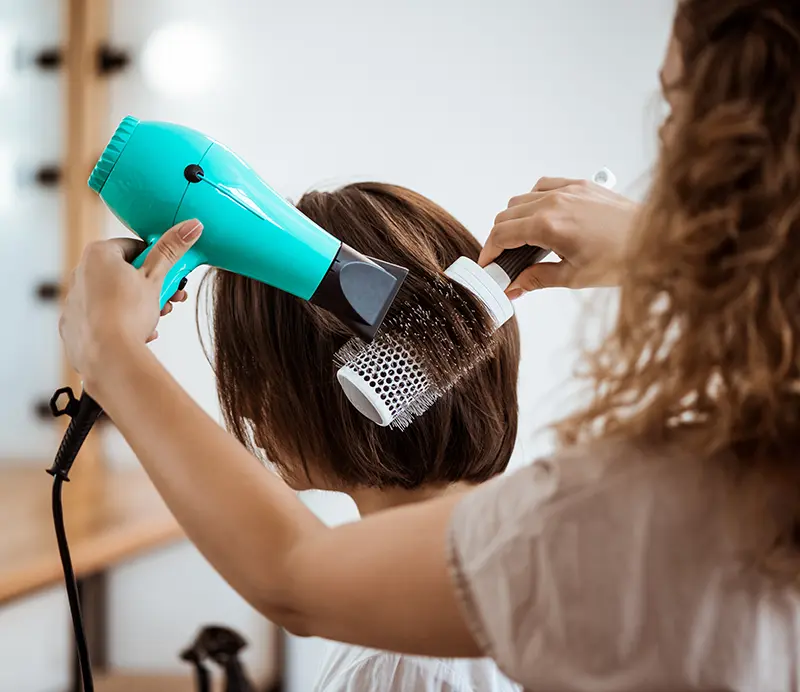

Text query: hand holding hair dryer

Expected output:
[48,116,410,692]
[88,116,408,341]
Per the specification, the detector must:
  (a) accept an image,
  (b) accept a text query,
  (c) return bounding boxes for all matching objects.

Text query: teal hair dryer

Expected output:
[87,115,408,341]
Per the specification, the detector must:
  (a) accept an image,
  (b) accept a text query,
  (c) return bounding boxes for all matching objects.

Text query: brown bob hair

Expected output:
[205,182,520,490]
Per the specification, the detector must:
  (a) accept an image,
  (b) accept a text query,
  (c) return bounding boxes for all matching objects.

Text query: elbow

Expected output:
[258,602,314,639]
[278,609,315,639]
[249,551,317,638]
[249,528,328,639]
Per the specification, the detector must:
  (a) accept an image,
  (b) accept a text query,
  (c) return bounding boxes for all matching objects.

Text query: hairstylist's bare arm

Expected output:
[480,177,639,295]
[59,224,479,658]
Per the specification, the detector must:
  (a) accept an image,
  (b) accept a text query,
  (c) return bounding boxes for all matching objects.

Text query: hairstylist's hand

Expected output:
[480,177,639,296]
[59,219,203,382]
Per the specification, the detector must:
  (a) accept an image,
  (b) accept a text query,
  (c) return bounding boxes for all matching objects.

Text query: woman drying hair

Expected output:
[59,1,800,688]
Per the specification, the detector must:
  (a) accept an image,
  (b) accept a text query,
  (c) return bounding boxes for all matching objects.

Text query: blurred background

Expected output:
[0,0,674,689]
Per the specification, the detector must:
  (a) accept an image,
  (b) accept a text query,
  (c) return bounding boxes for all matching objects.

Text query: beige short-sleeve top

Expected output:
[447,439,800,691]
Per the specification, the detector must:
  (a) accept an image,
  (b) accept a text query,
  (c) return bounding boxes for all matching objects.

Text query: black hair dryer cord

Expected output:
[47,386,105,692]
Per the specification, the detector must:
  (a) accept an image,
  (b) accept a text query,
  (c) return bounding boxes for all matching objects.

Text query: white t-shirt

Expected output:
[314,640,522,692]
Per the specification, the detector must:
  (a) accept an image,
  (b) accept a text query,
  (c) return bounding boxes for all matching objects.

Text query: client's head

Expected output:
[207,182,520,503]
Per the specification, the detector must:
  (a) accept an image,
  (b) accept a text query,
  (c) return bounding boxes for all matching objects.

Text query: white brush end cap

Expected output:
[593,167,617,189]
[337,365,393,427]
[444,256,514,329]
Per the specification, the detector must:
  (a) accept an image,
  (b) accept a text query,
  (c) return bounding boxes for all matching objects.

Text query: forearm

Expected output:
[86,338,325,621]
[85,338,478,657]
[61,230,479,656]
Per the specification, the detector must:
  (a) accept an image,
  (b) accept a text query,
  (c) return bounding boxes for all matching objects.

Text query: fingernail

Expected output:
[506,288,525,300]
[179,220,203,241]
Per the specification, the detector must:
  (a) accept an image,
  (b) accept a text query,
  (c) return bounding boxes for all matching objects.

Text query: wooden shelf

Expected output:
[96,671,277,692]
[62,0,113,479]
[96,672,203,692]
[0,463,184,604]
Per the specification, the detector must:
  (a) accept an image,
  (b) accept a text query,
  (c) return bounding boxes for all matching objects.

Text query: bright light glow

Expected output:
[141,23,223,97]
[0,148,16,212]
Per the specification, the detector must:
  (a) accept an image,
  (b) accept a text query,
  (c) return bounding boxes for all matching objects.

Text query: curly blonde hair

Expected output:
[560,1,800,469]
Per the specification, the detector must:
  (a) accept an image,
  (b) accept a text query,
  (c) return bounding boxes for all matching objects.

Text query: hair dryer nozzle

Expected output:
[311,244,408,342]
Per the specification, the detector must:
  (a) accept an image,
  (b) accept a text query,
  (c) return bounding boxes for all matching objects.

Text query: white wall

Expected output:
[0,3,72,692]
[0,588,71,692]
[0,0,63,458]
[0,1,674,690]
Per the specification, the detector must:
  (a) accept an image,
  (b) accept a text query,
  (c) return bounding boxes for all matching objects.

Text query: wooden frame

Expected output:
[63,0,109,480]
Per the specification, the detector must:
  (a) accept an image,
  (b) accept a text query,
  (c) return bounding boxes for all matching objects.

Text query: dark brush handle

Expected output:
[493,245,551,283]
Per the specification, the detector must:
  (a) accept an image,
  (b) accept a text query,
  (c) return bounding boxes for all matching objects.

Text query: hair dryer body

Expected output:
[88,116,407,341]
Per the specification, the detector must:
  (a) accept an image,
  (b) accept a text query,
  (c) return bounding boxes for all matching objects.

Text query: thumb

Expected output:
[507,261,573,294]
[478,238,504,267]
[141,219,203,283]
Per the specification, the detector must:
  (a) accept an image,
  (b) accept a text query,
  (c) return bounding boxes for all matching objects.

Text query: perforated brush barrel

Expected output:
[337,336,436,428]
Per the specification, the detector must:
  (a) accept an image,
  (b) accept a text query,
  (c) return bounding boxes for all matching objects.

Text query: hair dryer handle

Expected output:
[131,242,204,310]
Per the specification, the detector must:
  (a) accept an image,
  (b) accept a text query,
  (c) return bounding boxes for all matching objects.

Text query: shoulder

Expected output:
[447,435,725,591]
[448,437,697,564]
[445,437,734,688]
[452,435,719,535]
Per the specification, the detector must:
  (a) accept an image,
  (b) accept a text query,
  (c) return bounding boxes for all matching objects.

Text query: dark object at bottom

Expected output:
[181,625,256,692]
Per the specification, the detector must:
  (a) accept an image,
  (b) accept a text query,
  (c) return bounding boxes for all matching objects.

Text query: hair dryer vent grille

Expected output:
[88,115,139,194]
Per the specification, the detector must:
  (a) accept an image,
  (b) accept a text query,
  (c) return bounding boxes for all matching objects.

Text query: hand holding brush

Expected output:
[480,170,638,295]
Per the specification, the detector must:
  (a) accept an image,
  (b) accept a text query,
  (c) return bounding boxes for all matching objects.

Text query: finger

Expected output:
[479,218,554,267]
[482,197,544,266]
[505,191,548,209]
[532,177,583,192]
[478,236,507,267]
[106,237,149,263]
[479,219,535,266]
[494,199,549,224]
[141,219,203,284]
[160,302,173,317]
[507,261,574,293]
[146,330,159,344]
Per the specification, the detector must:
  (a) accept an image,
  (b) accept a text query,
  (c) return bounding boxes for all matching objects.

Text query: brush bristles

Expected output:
[389,343,495,429]
[334,330,496,430]
[334,273,498,429]
[389,387,441,431]
[333,337,377,369]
